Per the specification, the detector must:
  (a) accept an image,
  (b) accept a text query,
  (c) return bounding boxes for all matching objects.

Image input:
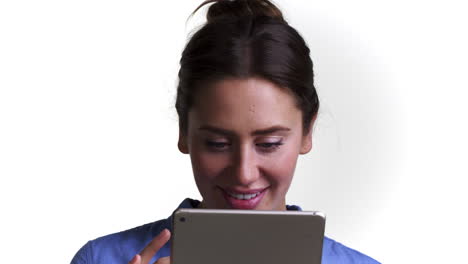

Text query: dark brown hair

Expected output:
[176,0,319,135]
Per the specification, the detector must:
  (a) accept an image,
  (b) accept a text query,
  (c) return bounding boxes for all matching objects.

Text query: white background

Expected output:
[1,0,467,263]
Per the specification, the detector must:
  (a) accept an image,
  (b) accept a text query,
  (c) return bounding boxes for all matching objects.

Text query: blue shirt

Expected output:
[71,198,380,264]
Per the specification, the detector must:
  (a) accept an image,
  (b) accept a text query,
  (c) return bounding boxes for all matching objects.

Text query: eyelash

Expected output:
[205,141,283,152]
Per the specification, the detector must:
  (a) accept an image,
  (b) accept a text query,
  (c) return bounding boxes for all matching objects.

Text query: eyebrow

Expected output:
[198,125,291,136]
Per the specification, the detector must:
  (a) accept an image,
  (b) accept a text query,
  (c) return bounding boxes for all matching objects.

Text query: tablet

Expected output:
[171,208,325,264]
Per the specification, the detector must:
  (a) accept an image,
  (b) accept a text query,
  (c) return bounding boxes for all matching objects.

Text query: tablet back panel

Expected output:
[171,209,325,264]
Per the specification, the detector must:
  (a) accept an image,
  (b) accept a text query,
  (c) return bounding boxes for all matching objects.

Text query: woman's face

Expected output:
[178,78,313,211]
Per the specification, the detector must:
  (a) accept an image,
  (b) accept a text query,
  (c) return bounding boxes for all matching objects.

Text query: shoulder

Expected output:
[322,236,381,264]
[70,198,197,264]
[70,219,169,264]
[286,203,380,263]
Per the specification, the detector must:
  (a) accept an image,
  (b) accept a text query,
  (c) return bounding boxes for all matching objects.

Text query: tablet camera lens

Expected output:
[179,217,186,222]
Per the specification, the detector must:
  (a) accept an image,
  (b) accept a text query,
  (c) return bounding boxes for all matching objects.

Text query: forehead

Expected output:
[189,78,302,133]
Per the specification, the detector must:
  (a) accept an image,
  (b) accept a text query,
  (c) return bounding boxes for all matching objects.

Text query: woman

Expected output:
[71,0,380,263]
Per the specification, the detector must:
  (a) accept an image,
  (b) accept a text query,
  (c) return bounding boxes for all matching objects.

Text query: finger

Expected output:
[139,229,171,264]
[128,254,141,264]
[153,256,171,264]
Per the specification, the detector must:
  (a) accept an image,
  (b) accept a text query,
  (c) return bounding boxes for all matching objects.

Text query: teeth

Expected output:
[228,191,261,200]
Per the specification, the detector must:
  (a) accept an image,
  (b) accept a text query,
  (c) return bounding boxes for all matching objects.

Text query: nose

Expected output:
[232,144,259,186]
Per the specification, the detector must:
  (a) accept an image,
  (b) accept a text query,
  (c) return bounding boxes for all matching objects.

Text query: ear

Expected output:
[177,130,189,154]
[300,114,317,154]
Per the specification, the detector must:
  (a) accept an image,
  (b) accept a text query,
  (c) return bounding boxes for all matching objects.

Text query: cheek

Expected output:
[262,147,300,186]
[190,150,228,182]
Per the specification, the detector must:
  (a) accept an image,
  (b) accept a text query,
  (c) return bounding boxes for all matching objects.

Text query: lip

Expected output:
[219,187,268,209]
[222,187,269,195]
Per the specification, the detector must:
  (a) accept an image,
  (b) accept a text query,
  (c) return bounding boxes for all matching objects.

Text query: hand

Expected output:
[128,229,171,264]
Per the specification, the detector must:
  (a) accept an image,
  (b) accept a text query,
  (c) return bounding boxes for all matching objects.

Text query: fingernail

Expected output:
[130,254,137,263]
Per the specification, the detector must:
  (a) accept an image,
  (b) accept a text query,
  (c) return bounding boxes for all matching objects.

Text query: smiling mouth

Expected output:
[218,187,268,209]
[226,191,262,200]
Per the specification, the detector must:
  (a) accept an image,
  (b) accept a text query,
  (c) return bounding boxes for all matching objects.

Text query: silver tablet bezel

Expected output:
[171,208,326,264]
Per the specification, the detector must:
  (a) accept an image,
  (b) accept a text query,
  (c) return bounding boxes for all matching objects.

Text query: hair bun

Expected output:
[192,0,285,23]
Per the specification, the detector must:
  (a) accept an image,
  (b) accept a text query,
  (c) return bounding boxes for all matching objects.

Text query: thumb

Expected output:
[153,256,170,264]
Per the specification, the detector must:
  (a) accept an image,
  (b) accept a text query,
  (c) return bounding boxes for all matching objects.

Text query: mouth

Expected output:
[219,187,268,209]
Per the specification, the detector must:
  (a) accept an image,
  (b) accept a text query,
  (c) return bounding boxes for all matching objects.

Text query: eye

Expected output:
[205,141,230,151]
[256,142,283,152]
